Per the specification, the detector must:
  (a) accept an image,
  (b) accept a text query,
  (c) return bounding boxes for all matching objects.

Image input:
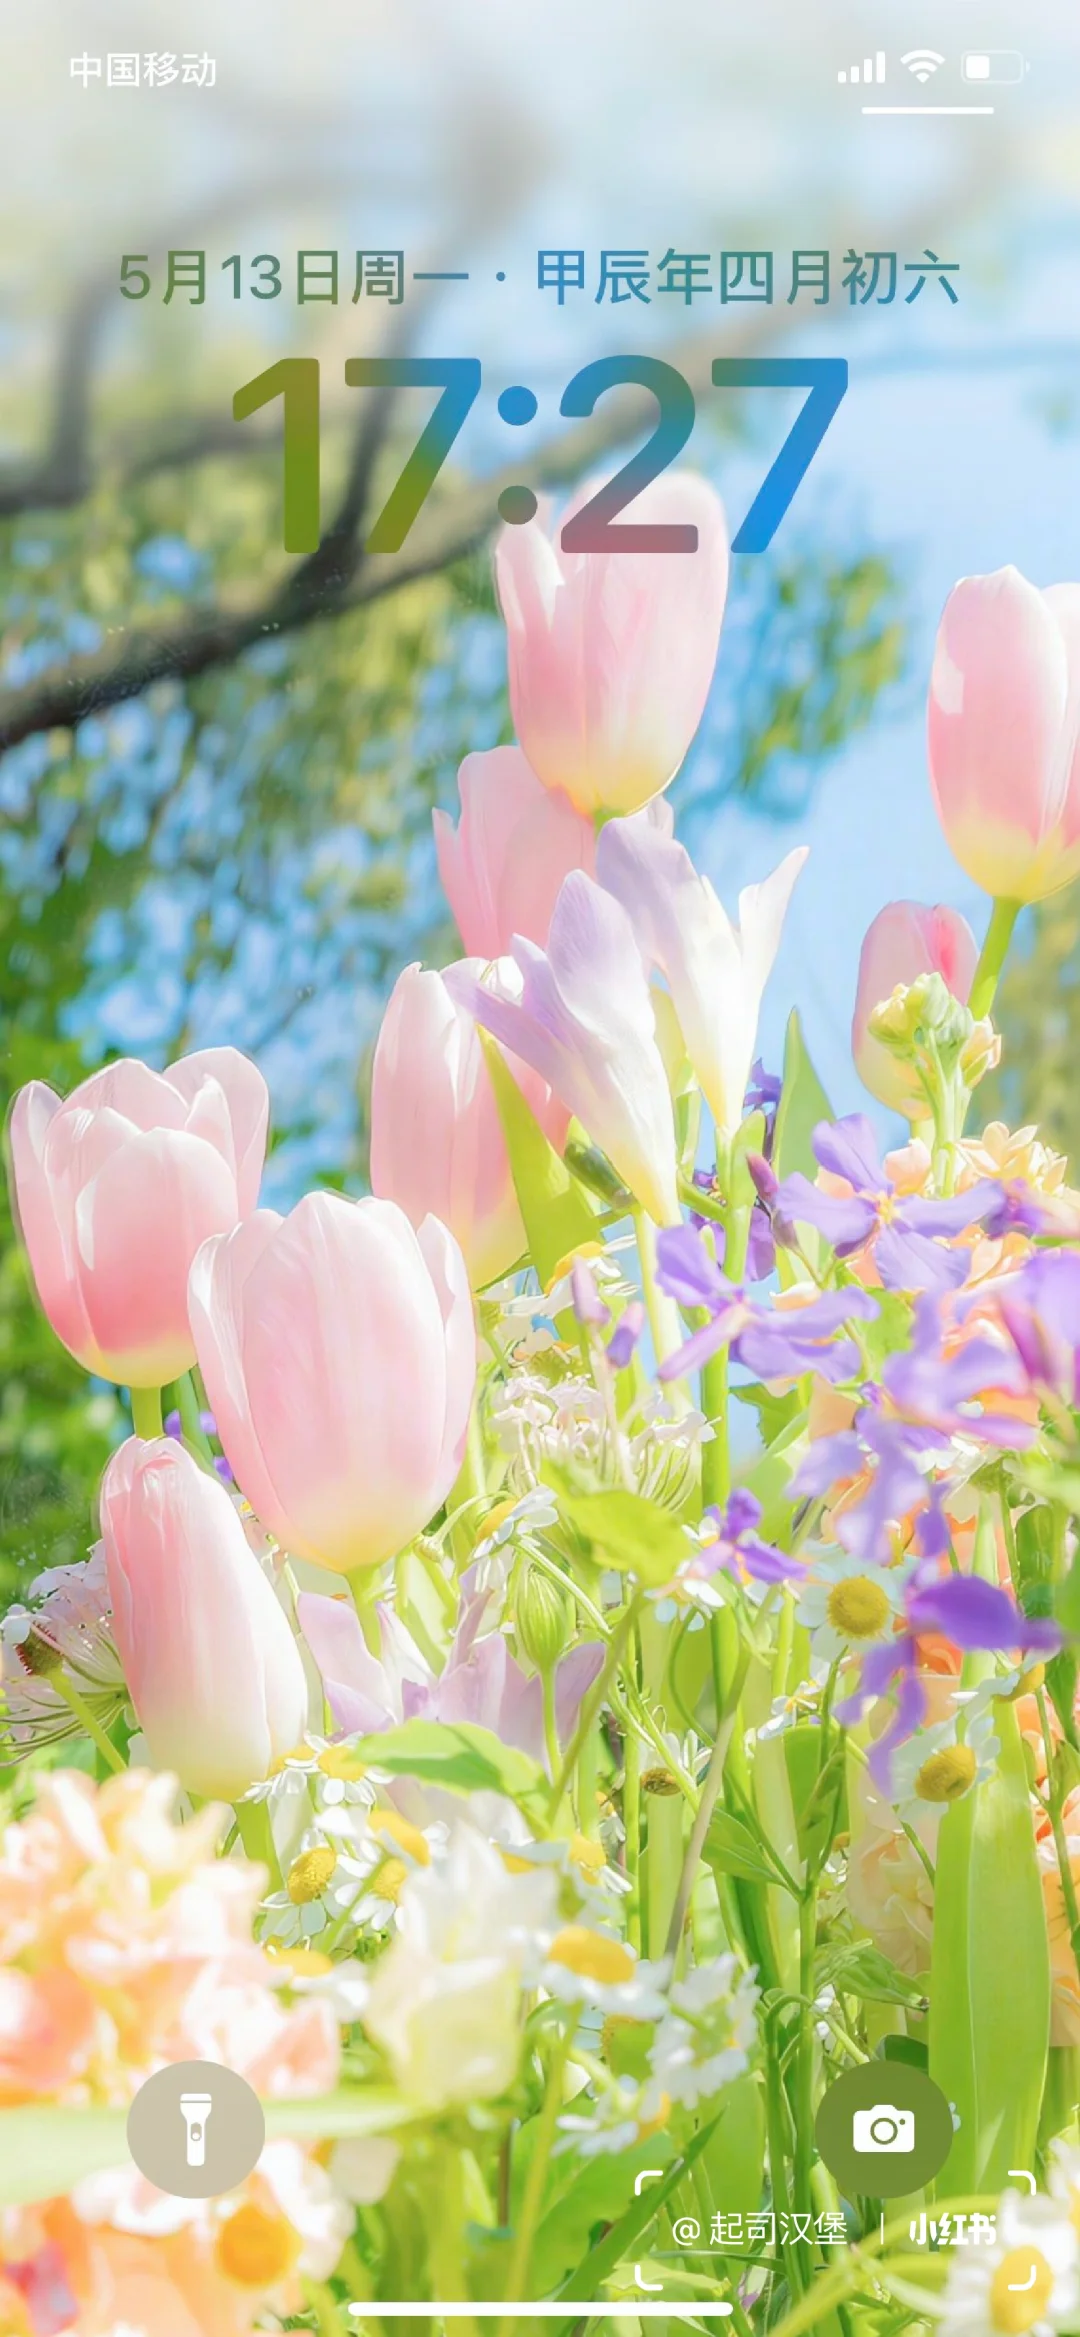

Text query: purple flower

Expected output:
[655,1221,878,1385]
[608,1301,645,1371]
[795,1408,939,1566]
[882,1294,1033,1448]
[299,1575,604,1777]
[697,1489,806,1587]
[774,1114,998,1293]
[793,1301,1032,1564]
[571,1258,611,1329]
[689,1172,776,1283]
[837,1558,1061,1790]
[163,1410,183,1440]
[980,1181,1058,1241]
[997,1248,1080,1407]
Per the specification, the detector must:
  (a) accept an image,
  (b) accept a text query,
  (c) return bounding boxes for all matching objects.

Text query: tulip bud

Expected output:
[100,1437,308,1801]
[929,566,1080,903]
[515,1560,574,1676]
[854,904,977,1119]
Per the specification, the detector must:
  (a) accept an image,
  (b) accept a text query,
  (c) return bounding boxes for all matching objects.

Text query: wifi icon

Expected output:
[901,47,946,81]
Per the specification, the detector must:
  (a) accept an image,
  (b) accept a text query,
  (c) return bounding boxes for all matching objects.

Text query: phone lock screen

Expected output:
[0,3,1079,2332]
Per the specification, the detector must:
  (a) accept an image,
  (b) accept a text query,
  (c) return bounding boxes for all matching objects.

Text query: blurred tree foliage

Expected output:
[984,892,1080,1159]
[0,423,906,1593]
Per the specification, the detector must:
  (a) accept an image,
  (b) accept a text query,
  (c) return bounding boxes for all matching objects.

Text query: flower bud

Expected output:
[515,1560,574,1675]
[959,1017,1002,1089]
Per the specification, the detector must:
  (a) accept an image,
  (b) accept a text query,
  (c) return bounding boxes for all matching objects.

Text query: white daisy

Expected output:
[649,1953,759,2110]
[556,2075,670,2158]
[889,1683,1000,1817]
[939,2190,1079,2335]
[542,1925,671,2018]
[797,1548,913,1666]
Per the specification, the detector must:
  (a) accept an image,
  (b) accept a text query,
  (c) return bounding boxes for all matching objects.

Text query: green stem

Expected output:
[633,1207,684,1382]
[623,1719,643,1955]
[792,1887,819,2290]
[701,1202,750,1514]
[176,1371,216,1464]
[498,2028,573,2319]
[130,1384,163,1440]
[968,896,1019,1021]
[52,1674,126,1773]
[548,1597,640,1820]
[664,1645,751,1959]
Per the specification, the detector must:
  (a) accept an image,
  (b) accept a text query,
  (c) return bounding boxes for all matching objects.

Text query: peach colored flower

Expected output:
[0,1771,352,2333]
[847,1775,935,1977]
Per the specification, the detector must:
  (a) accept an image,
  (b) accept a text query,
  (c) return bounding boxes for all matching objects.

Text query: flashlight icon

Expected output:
[179,2091,213,2169]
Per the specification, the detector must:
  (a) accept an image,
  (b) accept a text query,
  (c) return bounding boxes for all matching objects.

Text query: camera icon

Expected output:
[852,2105,915,2154]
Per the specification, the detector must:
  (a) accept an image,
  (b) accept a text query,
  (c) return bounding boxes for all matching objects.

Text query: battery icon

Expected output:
[962,50,1026,83]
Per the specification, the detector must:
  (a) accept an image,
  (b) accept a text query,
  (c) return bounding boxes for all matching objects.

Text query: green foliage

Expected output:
[929,1695,1051,2190]
[348,1719,549,1825]
[548,1484,691,1587]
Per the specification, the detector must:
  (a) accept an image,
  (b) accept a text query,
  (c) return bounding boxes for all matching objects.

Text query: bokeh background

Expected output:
[1,0,1078,1584]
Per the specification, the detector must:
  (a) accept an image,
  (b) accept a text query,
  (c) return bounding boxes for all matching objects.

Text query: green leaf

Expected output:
[732,1381,803,1445]
[478,1029,598,1289]
[350,1720,548,1823]
[696,2072,765,2225]
[929,1696,1051,2189]
[820,1940,928,2012]
[772,1007,833,1183]
[531,2132,676,2294]
[0,2091,412,2209]
[553,2114,722,2303]
[703,1807,780,1888]
[552,1482,690,1588]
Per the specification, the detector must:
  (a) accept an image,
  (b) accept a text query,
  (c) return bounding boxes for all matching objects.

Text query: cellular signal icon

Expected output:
[838,52,886,84]
[901,48,945,81]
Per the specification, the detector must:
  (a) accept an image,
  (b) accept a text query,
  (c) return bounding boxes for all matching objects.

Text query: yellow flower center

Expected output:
[989,2249,1055,2334]
[641,1768,680,1797]
[268,1742,312,1775]
[826,1577,891,1640]
[317,1745,369,1782]
[370,1809,430,1864]
[216,2202,301,2288]
[286,1845,337,1905]
[569,1833,607,1882]
[501,1847,536,1875]
[545,1239,604,1294]
[376,1856,409,1903]
[548,1926,636,1986]
[264,1942,334,1979]
[915,1744,978,1803]
[637,2090,672,2141]
[478,1497,519,1544]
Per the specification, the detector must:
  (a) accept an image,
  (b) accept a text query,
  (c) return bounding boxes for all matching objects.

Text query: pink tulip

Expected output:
[6,1050,268,1387]
[928,566,1080,902]
[100,1436,308,1800]
[853,902,978,1117]
[189,1192,476,1574]
[370,961,568,1290]
[433,746,596,957]
[495,471,729,816]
